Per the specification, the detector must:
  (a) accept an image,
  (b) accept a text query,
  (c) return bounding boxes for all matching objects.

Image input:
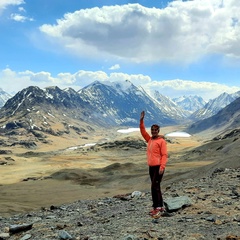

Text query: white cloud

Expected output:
[20,70,56,83]
[0,0,33,22]
[18,7,25,12]
[0,68,239,101]
[109,72,151,86]
[39,1,240,64]
[109,64,120,70]
[10,13,33,22]
[0,68,33,94]
[0,0,24,14]
[0,69,62,94]
[142,79,240,101]
[0,68,109,93]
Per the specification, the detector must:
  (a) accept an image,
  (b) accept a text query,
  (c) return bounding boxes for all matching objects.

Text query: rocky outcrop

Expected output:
[0,168,239,239]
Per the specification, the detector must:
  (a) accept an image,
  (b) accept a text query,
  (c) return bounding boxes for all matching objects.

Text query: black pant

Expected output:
[149,165,164,208]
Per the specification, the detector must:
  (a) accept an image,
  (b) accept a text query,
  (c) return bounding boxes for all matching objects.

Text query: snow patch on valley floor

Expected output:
[165,131,191,137]
[67,143,96,150]
[117,128,139,133]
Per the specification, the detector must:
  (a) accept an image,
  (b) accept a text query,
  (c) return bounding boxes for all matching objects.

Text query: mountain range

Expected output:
[186,96,240,136]
[190,91,240,121]
[0,81,239,138]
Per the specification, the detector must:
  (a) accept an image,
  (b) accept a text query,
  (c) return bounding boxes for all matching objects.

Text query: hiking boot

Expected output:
[149,207,165,216]
[149,208,158,216]
[152,207,165,218]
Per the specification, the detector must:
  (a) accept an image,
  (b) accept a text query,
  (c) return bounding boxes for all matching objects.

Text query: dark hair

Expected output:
[151,124,160,130]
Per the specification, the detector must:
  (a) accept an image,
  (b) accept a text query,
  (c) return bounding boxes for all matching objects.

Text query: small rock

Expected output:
[0,233,10,239]
[205,216,216,222]
[164,196,192,212]
[58,230,73,240]
[131,191,142,198]
[20,234,32,240]
[9,223,33,234]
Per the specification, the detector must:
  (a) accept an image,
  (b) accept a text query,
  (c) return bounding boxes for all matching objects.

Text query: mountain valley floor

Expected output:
[0,125,239,218]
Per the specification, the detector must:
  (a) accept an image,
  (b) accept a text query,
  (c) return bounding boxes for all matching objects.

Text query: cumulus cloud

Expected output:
[71,70,108,88]
[0,69,66,94]
[39,1,240,64]
[142,79,240,101]
[0,68,239,101]
[109,72,151,86]
[0,68,33,94]
[0,68,109,93]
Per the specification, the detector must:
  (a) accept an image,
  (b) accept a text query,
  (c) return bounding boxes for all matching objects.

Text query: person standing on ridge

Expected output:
[139,110,168,218]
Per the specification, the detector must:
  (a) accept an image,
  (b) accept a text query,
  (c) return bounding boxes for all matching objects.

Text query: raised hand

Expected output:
[140,111,145,120]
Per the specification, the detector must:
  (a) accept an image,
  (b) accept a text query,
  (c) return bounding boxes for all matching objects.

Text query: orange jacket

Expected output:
[140,119,168,170]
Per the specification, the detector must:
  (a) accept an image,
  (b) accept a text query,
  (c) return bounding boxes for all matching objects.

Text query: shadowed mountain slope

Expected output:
[186,97,240,136]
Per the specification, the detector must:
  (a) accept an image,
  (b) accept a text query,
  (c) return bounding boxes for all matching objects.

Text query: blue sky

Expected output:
[0,0,240,101]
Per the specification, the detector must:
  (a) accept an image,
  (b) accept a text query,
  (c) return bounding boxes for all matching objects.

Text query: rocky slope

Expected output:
[0,167,239,240]
[1,121,240,239]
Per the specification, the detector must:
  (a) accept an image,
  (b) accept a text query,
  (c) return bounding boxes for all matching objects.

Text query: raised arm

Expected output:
[139,111,150,142]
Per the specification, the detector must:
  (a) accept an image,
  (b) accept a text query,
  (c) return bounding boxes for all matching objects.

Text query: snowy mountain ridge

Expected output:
[0,82,239,129]
[190,91,240,121]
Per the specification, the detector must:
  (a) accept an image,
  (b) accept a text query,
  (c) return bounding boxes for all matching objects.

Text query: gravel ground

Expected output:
[0,167,240,240]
